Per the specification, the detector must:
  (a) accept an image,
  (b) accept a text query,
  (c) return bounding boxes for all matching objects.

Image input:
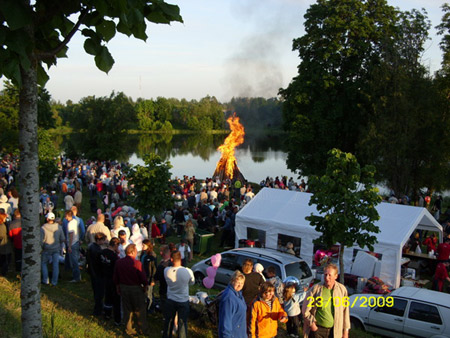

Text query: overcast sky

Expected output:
[10,0,450,103]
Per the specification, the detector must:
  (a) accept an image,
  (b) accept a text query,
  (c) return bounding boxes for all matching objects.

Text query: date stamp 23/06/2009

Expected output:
[306,296,394,308]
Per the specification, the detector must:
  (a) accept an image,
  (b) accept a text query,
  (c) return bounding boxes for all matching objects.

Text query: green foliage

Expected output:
[38,129,60,188]
[307,149,381,281]
[66,92,137,160]
[280,0,450,198]
[279,0,398,177]
[127,153,173,216]
[0,0,183,86]
[135,95,224,131]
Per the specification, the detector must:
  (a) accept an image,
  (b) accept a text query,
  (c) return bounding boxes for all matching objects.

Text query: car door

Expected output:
[215,253,239,286]
[366,297,407,337]
[403,301,444,337]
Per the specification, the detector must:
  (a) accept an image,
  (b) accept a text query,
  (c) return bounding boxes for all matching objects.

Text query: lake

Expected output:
[62,132,299,183]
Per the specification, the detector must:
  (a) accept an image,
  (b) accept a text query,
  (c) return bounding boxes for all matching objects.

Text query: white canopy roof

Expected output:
[235,188,443,288]
[237,188,442,248]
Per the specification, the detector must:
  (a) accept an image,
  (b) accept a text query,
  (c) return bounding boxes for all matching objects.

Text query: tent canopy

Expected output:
[235,188,442,288]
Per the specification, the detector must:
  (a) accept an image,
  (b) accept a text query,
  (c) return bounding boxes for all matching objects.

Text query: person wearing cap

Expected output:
[41,212,65,286]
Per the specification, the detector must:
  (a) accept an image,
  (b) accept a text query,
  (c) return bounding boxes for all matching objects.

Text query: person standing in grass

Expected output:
[66,210,81,282]
[101,237,121,325]
[250,281,288,338]
[87,232,107,316]
[163,250,195,338]
[113,244,149,336]
[140,239,157,312]
[302,263,350,338]
[8,209,22,274]
[219,270,247,338]
[0,212,12,276]
[41,212,65,285]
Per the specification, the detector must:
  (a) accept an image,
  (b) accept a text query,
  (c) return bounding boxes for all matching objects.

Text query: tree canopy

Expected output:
[279,0,450,198]
[306,149,382,283]
[127,153,173,216]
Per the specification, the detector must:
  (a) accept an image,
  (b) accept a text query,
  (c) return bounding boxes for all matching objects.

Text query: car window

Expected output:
[408,301,442,325]
[220,253,239,271]
[374,297,407,317]
[285,261,312,280]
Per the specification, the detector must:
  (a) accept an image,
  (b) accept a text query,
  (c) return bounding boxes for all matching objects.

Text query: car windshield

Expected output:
[285,261,312,281]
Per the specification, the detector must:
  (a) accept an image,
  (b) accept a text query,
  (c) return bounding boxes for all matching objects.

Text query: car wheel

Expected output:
[194,272,205,285]
[350,317,364,331]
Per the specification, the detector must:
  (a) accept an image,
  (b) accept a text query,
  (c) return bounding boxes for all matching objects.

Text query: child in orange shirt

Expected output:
[250,281,288,338]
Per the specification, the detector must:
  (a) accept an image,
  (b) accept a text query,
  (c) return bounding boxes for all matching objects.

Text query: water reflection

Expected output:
[62,132,296,182]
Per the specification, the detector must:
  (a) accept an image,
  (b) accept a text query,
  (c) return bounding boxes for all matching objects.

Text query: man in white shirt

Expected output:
[66,210,81,282]
[163,251,194,338]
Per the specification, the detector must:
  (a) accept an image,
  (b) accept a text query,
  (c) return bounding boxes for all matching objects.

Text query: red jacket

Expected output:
[8,219,22,249]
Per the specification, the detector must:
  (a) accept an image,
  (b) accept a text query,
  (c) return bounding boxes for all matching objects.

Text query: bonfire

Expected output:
[213,114,246,182]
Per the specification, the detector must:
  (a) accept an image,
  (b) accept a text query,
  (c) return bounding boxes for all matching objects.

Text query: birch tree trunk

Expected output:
[19,61,43,337]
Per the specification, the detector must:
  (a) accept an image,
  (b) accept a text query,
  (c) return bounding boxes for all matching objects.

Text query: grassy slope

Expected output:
[0,187,376,338]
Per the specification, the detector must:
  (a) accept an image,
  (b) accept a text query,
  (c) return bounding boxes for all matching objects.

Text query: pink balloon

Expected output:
[203,276,215,289]
[211,253,222,268]
[206,266,217,279]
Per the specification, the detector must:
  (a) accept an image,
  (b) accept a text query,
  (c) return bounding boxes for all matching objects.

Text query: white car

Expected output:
[191,247,313,289]
[349,287,450,337]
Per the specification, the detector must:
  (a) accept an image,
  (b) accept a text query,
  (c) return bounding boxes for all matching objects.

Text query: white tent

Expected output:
[235,188,443,288]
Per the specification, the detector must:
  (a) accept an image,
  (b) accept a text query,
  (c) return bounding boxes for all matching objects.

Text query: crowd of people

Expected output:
[2,153,450,337]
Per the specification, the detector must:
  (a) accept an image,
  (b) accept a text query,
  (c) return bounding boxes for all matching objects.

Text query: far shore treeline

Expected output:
[0,81,283,136]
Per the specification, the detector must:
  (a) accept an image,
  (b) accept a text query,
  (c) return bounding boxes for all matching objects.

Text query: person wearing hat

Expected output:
[0,194,11,218]
[41,212,65,286]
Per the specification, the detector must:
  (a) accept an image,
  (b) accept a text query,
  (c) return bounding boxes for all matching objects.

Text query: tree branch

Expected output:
[35,8,89,61]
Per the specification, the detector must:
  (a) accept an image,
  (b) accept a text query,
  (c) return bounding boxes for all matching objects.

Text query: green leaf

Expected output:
[0,0,32,30]
[81,28,97,39]
[2,58,21,86]
[96,20,116,42]
[128,8,145,27]
[94,46,114,73]
[146,11,171,24]
[159,3,183,23]
[84,38,101,56]
[131,22,147,41]
[37,63,50,86]
[117,19,132,36]
[93,0,109,16]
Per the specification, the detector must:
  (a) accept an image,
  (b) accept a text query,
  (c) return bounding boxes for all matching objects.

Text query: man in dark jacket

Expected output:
[87,232,107,316]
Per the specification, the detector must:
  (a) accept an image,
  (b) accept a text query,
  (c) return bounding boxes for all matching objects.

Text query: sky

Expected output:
[26,0,450,103]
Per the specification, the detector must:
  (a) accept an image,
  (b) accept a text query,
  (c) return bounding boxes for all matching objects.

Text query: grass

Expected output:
[0,188,377,337]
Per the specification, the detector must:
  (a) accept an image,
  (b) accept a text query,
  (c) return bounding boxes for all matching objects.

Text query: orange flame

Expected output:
[214,114,245,180]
